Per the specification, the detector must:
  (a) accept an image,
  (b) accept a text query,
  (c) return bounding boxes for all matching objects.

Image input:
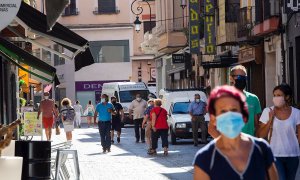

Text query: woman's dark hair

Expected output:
[208,85,249,122]
[76,100,79,104]
[61,98,71,106]
[273,83,293,106]
[88,100,92,105]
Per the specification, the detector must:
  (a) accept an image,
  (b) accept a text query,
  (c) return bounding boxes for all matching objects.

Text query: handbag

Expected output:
[265,107,275,143]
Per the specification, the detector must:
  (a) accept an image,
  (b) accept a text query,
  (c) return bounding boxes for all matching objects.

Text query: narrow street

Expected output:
[52,124,201,180]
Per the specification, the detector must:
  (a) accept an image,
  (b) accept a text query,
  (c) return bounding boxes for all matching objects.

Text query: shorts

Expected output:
[87,112,94,117]
[111,119,121,132]
[43,116,54,129]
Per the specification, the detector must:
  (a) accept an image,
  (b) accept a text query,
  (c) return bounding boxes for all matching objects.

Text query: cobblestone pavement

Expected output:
[51,124,201,180]
[50,124,300,180]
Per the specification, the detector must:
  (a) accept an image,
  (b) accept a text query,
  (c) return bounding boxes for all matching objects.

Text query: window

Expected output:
[119,90,149,103]
[94,0,119,14]
[42,48,51,65]
[143,21,156,34]
[172,102,190,114]
[225,0,240,22]
[53,45,65,66]
[89,40,130,63]
[63,0,78,16]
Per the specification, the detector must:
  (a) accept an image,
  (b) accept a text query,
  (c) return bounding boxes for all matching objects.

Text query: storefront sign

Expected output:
[204,0,216,54]
[172,54,185,63]
[23,112,42,136]
[0,0,21,31]
[75,80,126,91]
[189,0,200,54]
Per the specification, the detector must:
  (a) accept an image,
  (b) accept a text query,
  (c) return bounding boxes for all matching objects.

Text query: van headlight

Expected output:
[176,123,186,128]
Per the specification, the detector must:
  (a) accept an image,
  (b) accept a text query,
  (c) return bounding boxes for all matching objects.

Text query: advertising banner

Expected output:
[23,112,42,136]
[204,0,216,54]
[189,0,200,54]
[0,0,21,31]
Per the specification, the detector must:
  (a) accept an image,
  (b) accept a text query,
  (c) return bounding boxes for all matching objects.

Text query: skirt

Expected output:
[63,121,74,132]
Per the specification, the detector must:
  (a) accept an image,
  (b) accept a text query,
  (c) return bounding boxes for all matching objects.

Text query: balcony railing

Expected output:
[62,8,79,16]
[93,7,120,15]
[237,7,255,38]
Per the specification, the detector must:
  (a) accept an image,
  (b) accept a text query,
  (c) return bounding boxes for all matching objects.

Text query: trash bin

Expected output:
[15,141,51,179]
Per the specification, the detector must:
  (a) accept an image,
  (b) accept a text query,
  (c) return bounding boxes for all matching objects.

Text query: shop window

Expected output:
[89,40,130,63]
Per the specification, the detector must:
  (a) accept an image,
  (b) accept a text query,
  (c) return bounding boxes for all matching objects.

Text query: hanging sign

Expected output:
[189,0,200,54]
[0,0,22,31]
[204,0,216,54]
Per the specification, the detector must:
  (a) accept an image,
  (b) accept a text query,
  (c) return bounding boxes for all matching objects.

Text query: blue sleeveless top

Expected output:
[193,136,274,180]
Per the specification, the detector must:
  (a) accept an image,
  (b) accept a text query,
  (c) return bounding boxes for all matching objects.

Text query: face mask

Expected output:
[136,97,141,101]
[273,96,285,107]
[234,76,247,90]
[195,99,200,103]
[44,96,49,100]
[216,111,245,139]
[101,98,106,103]
[111,100,116,104]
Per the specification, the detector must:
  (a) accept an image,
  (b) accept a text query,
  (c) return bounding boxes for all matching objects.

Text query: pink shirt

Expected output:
[40,99,55,118]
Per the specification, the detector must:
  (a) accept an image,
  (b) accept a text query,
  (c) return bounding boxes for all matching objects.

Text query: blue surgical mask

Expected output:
[216,111,245,139]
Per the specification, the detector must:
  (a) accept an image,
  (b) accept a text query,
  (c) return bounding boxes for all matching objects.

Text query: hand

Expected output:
[152,127,157,132]
[268,108,275,121]
[142,123,145,129]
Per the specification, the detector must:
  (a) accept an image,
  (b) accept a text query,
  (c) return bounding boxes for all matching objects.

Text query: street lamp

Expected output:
[180,0,187,9]
[131,0,152,33]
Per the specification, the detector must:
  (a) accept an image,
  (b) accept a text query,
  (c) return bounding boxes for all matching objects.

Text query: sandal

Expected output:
[163,148,168,156]
[147,149,157,155]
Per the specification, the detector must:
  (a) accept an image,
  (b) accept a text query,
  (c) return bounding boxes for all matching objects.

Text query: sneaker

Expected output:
[117,137,120,143]
[111,140,114,144]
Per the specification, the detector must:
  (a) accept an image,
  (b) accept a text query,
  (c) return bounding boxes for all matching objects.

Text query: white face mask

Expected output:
[136,97,141,101]
[44,96,49,100]
[273,96,285,107]
[195,99,200,103]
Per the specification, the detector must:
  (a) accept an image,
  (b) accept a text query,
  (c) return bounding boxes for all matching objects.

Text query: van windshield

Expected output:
[173,102,190,114]
[119,90,149,103]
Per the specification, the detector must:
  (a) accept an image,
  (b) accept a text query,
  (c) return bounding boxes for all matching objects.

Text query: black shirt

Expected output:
[112,102,123,121]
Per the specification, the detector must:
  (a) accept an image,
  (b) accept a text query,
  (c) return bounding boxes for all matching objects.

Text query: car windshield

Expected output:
[172,102,190,114]
[119,90,149,103]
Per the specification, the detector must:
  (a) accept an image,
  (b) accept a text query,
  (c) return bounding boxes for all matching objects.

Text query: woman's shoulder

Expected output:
[193,140,216,166]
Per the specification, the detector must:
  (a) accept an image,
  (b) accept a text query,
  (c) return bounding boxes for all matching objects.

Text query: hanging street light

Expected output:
[131,0,152,33]
[180,0,187,9]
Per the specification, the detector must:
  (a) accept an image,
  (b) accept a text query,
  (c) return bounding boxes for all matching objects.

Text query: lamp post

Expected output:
[180,0,187,28]
[131,0,152,33]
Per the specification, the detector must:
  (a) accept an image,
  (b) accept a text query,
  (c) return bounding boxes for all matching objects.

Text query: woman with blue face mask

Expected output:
[193,85,278,180]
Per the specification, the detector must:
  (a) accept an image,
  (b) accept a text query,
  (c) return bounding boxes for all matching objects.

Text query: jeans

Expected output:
[134,118,145,142]
[275,156,299,180]
[191,115,207,144]
[151,129,168,150]
[98,121,111,149]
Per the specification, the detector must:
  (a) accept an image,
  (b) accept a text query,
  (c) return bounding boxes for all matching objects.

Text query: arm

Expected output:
[256,109,275,138]
[254,114,260,132]
[94,110,98,123]
[120,109,124,122]
[151,112,157,131]
[194,166,210,180]
[37,102,42,118]
[208,118,220,138]
[297,124,300,144]
[142,115,149,128]
[268,163,279,180]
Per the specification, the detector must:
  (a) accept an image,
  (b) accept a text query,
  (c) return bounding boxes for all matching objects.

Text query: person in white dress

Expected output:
[257,83,300,180]
[73,100,83,128]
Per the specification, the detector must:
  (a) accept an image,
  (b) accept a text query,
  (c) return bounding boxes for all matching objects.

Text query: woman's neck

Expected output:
[217,134,246,150]
[274,104,290,111]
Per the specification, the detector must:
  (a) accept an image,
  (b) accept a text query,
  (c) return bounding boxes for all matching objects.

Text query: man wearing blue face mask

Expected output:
[188,94,207,146]
[94,94,115,153]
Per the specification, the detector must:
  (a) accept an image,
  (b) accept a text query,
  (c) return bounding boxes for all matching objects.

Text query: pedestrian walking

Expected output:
[73,100,83,128]
[60,98,76,142]
[94,94,115,153]
[208,65,262,138]
[85,100,95,128]
[129,93,147,143]
[111,96,124,144]
[257,83,300,180]
[37,91,56,141]
[188,94,207,146]
[193,85,278,180]
[148,99,169,156]
[142,99,155,152]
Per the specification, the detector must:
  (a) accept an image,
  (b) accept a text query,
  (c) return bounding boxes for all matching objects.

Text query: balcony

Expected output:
[93,7,120,15]
[237,7,254,39]
[153,19,187,54]
[216,1,240,46]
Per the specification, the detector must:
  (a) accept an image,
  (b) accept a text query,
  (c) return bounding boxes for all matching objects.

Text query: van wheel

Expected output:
[170,127,177,145]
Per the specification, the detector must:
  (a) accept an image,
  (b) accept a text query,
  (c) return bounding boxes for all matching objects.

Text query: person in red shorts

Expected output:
[37,92,56,141]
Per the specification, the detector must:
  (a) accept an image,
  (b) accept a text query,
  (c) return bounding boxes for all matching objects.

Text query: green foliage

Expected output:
[20,97,26,107]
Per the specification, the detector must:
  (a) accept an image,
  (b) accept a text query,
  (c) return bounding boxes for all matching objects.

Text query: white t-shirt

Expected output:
[129,99,147,119]
[259,106,300,157]
[73,104,82,113]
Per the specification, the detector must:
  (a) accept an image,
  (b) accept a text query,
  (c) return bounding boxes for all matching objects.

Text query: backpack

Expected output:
[62,107,75,122]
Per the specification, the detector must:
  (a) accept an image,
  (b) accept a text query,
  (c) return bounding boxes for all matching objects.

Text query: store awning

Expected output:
[16,1,95,71]
[0,36,60,85]
[201,56,238,69]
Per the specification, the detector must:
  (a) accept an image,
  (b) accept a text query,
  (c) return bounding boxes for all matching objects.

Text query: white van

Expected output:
[158,89,209,144]
[101,82,150,124]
